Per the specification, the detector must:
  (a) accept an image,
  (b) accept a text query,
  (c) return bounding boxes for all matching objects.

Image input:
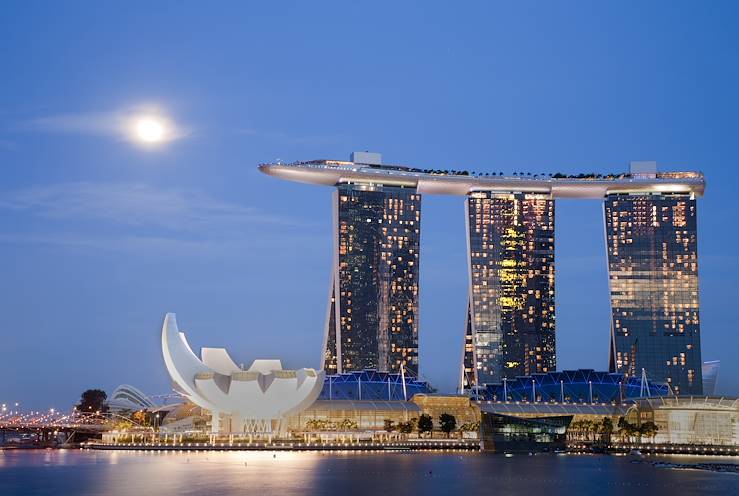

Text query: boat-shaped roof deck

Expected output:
[258,159,705,198]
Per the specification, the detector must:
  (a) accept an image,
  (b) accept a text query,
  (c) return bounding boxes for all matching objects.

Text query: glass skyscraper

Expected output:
[322,183,421,375]
[605,193,703,395]
[462,192,556,388]
[260,157,706,396]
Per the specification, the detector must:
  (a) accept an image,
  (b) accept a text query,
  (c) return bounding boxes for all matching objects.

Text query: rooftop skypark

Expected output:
[259,158,705,198]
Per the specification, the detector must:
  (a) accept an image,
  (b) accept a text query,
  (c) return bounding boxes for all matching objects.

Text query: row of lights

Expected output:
[483,400,614,406]
[567,443,737,454]
[99,448,475,456]
[104,440,478,449]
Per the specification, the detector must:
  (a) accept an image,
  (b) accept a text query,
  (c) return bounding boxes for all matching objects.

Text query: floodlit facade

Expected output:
[605,186,703,395]
[324,180,421,375]
[462,192,555,387]
[631,396,739,446]
[161,313,324,435]
[411,394,481,427]
[286,399,421,435]
[287,394,480,437]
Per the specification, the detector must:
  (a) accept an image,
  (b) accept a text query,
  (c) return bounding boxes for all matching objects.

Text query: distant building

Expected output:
[107,385,155,412]
[702,360,720,395]
[606,162,703,395]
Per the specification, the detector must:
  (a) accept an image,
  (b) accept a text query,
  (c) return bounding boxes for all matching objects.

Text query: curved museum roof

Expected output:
[161,313,325,421]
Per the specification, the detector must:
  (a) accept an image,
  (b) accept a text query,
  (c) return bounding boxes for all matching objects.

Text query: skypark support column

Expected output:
[462,191,556,390]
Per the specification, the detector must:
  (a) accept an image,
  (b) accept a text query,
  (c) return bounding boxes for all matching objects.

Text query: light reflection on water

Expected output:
[0,450,736,495]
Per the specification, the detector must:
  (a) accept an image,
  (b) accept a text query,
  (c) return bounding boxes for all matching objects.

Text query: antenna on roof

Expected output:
[400,363,408,401]
[640,368,652,397]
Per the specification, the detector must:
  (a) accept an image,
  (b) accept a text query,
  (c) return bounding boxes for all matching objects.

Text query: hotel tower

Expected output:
[461,192,556,388]
[324,177,421,375]
[260,155,705,394]
[604,163,702,394]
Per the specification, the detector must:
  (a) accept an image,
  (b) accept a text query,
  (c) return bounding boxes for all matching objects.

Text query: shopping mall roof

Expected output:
[476,369,671,403]
[634,396,739,411]
[305,400,421,412]
[478,401,629,417]
[319,370,434,401]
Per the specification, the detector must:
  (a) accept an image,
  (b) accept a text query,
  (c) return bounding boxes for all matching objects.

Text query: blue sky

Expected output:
[1,1,738,410]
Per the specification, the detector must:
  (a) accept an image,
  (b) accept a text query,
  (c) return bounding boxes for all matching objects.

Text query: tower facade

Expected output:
[462,191,556,388]
[322,183,421,375]
[605,192,703,395]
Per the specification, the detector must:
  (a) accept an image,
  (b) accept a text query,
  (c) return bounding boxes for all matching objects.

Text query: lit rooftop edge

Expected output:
[258,160,705,198]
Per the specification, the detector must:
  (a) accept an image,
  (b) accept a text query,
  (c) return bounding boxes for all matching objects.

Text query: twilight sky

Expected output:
[1,1,738,410]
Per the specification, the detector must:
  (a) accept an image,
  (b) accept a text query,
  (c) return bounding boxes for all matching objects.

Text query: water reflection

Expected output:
[0,450,736,496]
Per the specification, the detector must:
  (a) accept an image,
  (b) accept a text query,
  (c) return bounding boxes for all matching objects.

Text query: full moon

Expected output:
[135,118,166,142]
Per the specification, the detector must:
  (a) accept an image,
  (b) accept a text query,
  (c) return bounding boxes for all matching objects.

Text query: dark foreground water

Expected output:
[0,449,737,496]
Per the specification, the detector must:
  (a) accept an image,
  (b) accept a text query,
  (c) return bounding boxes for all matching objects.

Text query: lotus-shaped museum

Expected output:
[161,313,324,434]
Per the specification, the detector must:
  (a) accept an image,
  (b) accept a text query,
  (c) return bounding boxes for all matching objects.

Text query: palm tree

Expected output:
[617,416,628,442]
[640,421,658,443]
[601,417,614,443]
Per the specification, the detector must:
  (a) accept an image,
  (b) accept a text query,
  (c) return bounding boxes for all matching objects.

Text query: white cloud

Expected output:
[0,182,321,255]
[0,182,297,232]
[24,105,190,145]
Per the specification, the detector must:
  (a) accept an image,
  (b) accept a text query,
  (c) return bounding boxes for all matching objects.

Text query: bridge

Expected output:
[0,409,141,447]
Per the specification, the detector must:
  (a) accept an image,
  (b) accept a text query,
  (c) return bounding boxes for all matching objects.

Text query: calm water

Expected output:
[0,449,737,496]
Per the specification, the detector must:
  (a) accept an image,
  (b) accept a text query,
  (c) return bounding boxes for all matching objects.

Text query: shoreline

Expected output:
[83,440,480,452]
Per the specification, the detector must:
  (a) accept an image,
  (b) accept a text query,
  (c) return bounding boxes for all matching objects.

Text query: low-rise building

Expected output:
[629,396,739,446]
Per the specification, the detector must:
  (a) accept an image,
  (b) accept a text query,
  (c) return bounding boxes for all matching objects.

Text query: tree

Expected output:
[459,421,480,432]
[132,410,150,427]
[339,418,358,431]
[417,414,433,438]
[640,421,658,443]
[601,417,614,443]
[617,416,627,430]
[383,419,396,434]
[397,420,413,434]
[439,413,456,438]
[76,389,109,415]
